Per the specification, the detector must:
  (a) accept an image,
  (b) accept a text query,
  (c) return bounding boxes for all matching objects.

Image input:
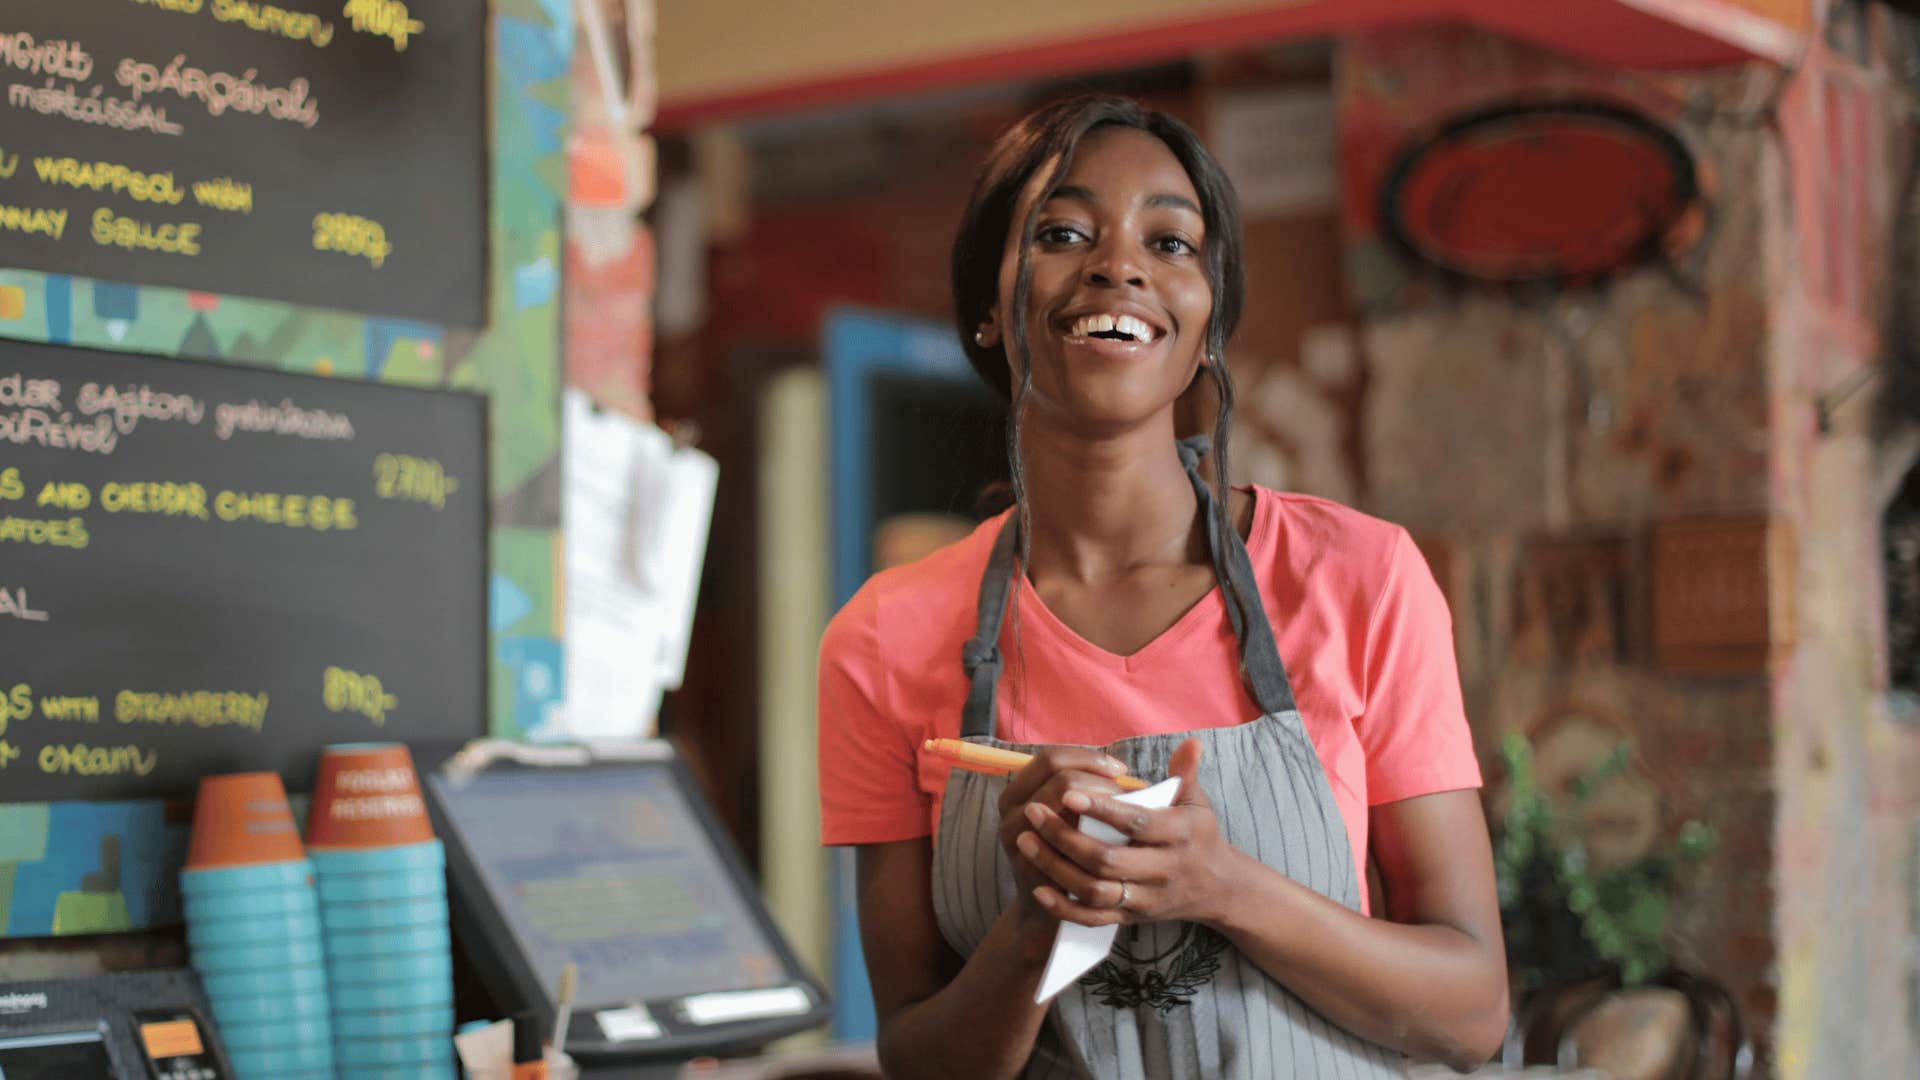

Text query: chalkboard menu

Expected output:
[0,338,487,801]
[0,0,486,326]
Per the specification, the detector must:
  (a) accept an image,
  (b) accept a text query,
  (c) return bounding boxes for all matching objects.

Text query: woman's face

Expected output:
[988,126,1213,434]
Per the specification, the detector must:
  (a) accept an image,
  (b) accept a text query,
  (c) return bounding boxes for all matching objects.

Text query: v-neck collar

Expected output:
[1007,486,1270,673]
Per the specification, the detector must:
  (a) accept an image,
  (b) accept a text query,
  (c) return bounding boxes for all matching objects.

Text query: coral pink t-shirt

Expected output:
[817,487,1481,908]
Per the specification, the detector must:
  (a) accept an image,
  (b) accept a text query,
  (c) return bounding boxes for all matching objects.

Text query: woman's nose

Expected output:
[1083,239,1147,289]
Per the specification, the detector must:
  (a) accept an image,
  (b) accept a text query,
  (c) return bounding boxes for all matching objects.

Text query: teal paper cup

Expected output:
[332,1004,454,1039]
[320,894,447,933]
[186,906,322,948]
[223,1040,333,1074]
[347,1053,455,1068]
[190,936,326,973]
[184,883,320,921]
[180,858,314,896]
[316,867,445,903]
[309,839,443,875]
[199,963,328,998]
[332,977,453,1012]
[201,988,330,1024]
[217,1015,332,1050]
[323,922,450,960]
[326,947,453,987]
[334,1035,455,1067]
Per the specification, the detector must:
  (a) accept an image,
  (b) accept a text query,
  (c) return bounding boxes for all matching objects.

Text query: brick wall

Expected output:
[1329,23,1920,1079]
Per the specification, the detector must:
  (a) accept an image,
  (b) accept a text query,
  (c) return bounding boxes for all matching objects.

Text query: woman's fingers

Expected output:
[1061,790,1188,845]
[1031,883,1130,927]
[1013,828,1123,909]
[1024,802,1152,884]
[999,746,1127,813]
[1032,772,1123,817]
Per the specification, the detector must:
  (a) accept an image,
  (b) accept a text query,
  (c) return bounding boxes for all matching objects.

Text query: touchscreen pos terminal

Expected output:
[420,742,831,1065]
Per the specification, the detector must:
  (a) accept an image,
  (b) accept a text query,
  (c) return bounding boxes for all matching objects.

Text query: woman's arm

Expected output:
[856,839,1052,1080]
[856,747,1132,1079]
[1022,740,1509,1071]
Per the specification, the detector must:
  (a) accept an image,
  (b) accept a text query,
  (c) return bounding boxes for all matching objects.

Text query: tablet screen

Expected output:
[429,764,792,1007]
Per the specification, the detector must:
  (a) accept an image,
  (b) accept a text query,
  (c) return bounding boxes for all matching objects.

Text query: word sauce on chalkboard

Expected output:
[0,339,486,802]
[0,0,486,326]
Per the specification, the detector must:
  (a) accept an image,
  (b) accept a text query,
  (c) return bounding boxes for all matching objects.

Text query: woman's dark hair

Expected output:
[951,94,1246,565]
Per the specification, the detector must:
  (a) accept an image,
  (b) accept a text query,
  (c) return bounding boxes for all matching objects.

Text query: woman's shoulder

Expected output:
[819,511,1008,667]
[1247,485,1409,564]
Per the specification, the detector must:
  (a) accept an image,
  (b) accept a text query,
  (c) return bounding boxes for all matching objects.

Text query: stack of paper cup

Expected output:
[182,772,336,1080]
[307,743,456,1079]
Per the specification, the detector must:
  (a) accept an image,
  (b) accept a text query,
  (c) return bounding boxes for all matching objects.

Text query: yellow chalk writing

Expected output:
[40,696,99,723]
[101,481,208,520]
[36,481,91,511]
[213,490,357,530]
[191,177,253,214]
[373,453,458,509]
[0,740,18,768]
[31,157,184,205]
[343,0,423,51]
[0,515,90,549]
[91,207,202,255]
[116,689,268,732]
[1,683,32,736]
[212,0,336,47]
[313,211,391,268]
[323,666,396,726]
[128,0,206,13]
[39,742,158,777]
[0,201,69,240]
[0,467,23,501]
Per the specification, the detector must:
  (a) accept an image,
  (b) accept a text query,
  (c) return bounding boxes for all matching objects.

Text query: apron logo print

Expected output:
[1081,923,1228,1013]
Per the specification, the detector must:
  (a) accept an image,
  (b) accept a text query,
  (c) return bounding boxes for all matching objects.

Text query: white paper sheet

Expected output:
[561,390,717,739]
[1034,775,1183,1004]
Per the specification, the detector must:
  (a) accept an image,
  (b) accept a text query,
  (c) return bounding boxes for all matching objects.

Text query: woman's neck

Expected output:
[1018,416,1204,585]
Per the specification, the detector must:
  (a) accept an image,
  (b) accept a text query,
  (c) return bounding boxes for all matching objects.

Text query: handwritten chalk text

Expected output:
[39,742,157,777]
[32,157,184,204]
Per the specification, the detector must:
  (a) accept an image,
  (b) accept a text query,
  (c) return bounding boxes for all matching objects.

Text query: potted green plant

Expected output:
[1492,730,1715,995]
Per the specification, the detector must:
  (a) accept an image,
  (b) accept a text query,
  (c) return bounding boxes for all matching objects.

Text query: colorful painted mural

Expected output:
[0,0,570,937]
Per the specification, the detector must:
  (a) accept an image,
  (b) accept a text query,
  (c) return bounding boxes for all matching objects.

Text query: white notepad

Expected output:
[1035,775,1183,1003]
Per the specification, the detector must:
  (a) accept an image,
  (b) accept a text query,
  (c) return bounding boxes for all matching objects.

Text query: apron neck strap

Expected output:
[1179,436,1296,718]
[960,517,1021,739]
[960,436,1296,741]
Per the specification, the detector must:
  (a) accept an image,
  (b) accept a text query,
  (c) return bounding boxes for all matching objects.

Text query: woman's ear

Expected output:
[974,321,1000,348]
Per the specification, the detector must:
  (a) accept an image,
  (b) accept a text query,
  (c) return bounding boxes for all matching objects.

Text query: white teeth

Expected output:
[1069,313,1156,342]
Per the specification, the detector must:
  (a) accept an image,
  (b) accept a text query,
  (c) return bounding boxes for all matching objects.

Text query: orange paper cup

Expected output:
[186,772,308,870]
[306,743,435,851]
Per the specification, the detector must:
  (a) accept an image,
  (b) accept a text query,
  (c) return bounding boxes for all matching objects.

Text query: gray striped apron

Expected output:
[932,437,1407,1079]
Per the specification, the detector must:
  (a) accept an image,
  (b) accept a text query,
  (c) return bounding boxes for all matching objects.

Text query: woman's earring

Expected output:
[974,330,986,346]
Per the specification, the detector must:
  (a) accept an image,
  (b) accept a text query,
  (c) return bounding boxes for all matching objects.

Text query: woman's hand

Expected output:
[1019,738,1237,926]
[996,746,1130,907]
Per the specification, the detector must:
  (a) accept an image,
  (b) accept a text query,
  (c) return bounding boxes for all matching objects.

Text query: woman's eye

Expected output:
[1036,224,1087,245]
[1153,235,1198,256]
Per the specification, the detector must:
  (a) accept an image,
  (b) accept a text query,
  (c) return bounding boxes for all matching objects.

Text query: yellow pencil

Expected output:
[922,738,1149,791]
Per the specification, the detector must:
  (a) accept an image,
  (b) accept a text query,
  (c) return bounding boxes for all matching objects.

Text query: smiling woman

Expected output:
[818,94,1509,1079]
